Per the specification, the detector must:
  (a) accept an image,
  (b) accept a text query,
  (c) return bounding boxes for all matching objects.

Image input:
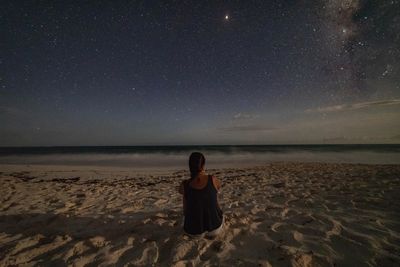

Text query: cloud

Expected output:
[233,112,259,120]
[217,125,277,132]
[305,99,400,113]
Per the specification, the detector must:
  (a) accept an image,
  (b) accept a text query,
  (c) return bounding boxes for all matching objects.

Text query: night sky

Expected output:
[1,1,399,146]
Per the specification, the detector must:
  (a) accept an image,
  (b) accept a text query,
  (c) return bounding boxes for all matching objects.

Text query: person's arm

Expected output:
[178,180,186,214]
[178,180,185,194]
[212,176,223,211]
[212,175,221,191]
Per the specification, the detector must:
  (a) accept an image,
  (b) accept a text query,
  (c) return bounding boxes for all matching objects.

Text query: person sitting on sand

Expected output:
[178,152,224,237]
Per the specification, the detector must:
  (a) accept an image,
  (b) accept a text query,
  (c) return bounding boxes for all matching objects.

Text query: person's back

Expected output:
[183,174,223,235]
[178,152,224,237]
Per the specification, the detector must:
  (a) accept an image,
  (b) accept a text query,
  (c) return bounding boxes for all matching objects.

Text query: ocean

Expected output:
[0,145,399,169]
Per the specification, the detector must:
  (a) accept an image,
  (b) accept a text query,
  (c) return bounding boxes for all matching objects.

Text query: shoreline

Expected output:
[1,159,400,173]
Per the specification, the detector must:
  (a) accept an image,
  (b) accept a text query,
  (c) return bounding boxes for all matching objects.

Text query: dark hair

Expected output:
[189,152,205,180]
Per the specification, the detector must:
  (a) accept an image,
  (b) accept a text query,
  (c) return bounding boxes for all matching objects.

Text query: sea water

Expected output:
[0,145,399,169]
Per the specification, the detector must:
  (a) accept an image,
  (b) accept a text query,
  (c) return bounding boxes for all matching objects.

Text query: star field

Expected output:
[1,1,399,145]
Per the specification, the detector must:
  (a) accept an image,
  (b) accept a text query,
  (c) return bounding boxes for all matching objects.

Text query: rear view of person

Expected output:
[178,152,224,237]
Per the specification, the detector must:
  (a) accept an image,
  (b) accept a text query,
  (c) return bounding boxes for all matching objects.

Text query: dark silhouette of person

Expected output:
[178,152,224,237]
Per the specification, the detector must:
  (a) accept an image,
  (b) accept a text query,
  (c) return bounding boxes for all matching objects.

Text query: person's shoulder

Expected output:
[178,178,190,194]
[180,179,189,186]
[210,174,221,190]
[210,174,220,182]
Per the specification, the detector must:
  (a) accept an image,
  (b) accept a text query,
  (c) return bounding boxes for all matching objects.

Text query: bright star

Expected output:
[225,15,229,20]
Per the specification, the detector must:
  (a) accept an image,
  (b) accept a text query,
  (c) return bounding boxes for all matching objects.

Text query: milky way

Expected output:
[1,1,399,145]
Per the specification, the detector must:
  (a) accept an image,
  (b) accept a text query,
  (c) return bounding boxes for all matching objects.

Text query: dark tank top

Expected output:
[183,175,223,235]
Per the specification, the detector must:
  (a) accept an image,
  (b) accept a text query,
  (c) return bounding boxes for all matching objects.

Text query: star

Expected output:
[1,1,399,146]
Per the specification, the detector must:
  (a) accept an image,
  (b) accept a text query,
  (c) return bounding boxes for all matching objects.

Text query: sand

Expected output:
[0,162,399,266]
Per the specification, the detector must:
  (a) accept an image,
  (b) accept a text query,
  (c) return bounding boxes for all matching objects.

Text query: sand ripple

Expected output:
[1,162,399,266]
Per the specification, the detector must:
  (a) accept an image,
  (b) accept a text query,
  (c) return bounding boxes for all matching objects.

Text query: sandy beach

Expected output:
[0,162,399,266]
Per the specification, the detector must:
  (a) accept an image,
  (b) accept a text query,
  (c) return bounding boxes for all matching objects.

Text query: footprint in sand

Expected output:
[6,235,71,266]
[326,219,342,239]
[9,234,45,255]
[122,206,136,214]
[133,241,159,266]
[271,222,284,232]
[172,239,197,262]
[153,218,168,226]
[89,236,108,248]
[199,240,226,261]
[293,231,304,242]
[63,241,91,261]
[154,198,168,206]
[55,202,76,213]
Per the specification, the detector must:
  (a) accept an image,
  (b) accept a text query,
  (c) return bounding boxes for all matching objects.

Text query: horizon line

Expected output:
[0,143,399,148]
